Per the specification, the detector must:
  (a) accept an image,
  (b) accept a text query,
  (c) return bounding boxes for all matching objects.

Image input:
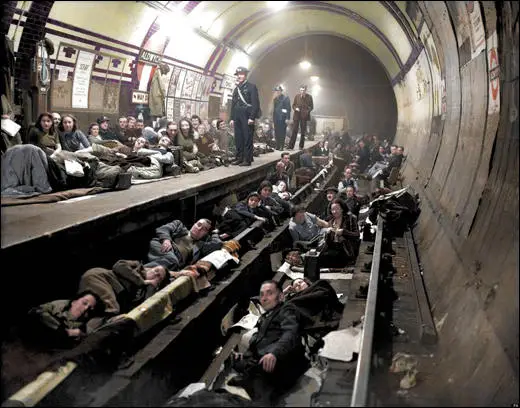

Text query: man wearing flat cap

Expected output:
[272,85,291,150]
[230,66,261,166]
[289,85,314,150]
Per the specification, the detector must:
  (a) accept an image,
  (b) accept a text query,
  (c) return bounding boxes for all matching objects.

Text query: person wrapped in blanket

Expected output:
[147,218,223,273]
[215,191,277,240]
[24,291,102,349]
[76,260,169,331]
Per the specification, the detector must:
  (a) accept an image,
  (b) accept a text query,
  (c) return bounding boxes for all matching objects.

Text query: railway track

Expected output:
[3,165,337,407]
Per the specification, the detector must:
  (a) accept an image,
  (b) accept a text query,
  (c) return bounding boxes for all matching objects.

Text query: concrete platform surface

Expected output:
[1,141,319,250]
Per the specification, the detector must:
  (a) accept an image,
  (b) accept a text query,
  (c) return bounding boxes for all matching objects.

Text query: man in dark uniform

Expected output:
[272,85,291,150]
[289,85,314,150]
[230,66,260,166]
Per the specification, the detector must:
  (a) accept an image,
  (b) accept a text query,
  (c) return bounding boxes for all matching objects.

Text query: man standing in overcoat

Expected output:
[272,85,291,150]
[288,85,314,150]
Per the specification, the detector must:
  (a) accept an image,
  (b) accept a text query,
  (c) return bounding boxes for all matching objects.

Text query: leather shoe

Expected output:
[239,162,251,166]
[231,159,242,165]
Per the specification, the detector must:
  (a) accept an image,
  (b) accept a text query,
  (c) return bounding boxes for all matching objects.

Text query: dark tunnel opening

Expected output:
[249,34,398,142]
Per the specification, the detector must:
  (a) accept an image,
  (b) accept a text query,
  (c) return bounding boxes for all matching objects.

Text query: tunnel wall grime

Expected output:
[393,1,519,405]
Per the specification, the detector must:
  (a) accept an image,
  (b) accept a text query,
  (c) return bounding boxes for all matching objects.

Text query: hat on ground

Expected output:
[97,116,110,124]
[273,85,283,92]
[235,66,250,75]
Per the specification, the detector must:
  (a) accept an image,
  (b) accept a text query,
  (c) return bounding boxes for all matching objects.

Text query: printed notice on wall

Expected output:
[487,31,500,115]
[72,50,95,109]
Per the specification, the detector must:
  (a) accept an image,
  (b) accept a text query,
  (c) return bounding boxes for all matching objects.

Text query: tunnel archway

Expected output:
[248,34,398,140]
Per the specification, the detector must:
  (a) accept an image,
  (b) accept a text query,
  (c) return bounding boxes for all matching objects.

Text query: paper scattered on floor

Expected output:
[177,382,206,398]
[318,326,362,362]
[283,271,353,281]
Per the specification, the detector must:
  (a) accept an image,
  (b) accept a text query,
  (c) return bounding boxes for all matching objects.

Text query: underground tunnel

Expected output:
[1,1,518,406]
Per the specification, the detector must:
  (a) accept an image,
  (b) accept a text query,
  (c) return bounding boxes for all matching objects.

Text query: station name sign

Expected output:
[139,50,162,64]
[132,90,149,104]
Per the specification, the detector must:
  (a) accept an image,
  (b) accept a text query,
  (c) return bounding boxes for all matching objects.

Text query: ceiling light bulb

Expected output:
[310,76,319,82]
[299,60,311,70]
[267,1,289,10]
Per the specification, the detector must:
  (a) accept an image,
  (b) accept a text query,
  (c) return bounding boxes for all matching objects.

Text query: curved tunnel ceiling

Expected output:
[190,1,418,81]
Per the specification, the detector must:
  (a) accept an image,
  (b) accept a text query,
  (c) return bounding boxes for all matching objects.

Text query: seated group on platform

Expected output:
[0,111,284,199]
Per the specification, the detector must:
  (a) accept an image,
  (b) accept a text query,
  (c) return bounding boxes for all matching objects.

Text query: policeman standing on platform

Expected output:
[272,85,291,150]
[230,66,260,166]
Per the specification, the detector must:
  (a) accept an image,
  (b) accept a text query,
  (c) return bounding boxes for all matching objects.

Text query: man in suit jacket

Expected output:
[288,85,314,150]
[231,280,308,404]
[272,85,291,150]
[230,66,261,166]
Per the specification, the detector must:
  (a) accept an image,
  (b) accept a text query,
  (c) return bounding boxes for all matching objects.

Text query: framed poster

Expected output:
[199,101,208,120]
[195,75,205,99]
[191,73,202,99]
[168,66,181,97]
[191,101,197,116]
[174,99,181,121]
[166,97,175,121]
[181,71,196,99]
[179,100,187,118]
[202,76,214,101]
[72,50,96,108]
[175,69,187,98]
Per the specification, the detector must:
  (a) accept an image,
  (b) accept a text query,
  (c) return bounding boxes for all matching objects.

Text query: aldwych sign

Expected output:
[139,50,162,64]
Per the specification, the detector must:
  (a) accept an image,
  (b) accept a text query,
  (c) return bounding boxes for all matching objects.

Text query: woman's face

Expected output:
[260,186,271,198]
[331,203,343,219]
[192,118,200,128]
[134,137,147,150]
[278,181,287,192]
[69,294,97,320]
[100,121,109,130]
[62,116,75,132]
[292,279,309,293]
[218,121,227,130]
[40,116,53,131]
[90,125,100,136]
[248,196,260,208]
[180,120,190,135]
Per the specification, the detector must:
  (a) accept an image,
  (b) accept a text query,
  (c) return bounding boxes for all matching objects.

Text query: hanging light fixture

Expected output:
[299,35,311,70]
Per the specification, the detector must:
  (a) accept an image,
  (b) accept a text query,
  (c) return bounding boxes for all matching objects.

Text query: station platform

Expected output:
[1,140,319,252]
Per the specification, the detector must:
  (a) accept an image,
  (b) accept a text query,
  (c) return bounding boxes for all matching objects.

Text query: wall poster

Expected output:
[166,97,175,121]
[176,69,187,98]
[168,67,182,97]
[181,71,196,99]
[195,75,205,100]
[72,50,95,109]
[487,31,500,115]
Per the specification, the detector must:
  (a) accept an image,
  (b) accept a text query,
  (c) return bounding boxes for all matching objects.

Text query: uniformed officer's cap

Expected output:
[273,85,283,91]
[235,66,250,75]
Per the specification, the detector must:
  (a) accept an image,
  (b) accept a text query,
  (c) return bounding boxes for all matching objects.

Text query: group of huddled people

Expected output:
[324,129,405,186]
[1,110,280,198]
[8,131,407,405]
